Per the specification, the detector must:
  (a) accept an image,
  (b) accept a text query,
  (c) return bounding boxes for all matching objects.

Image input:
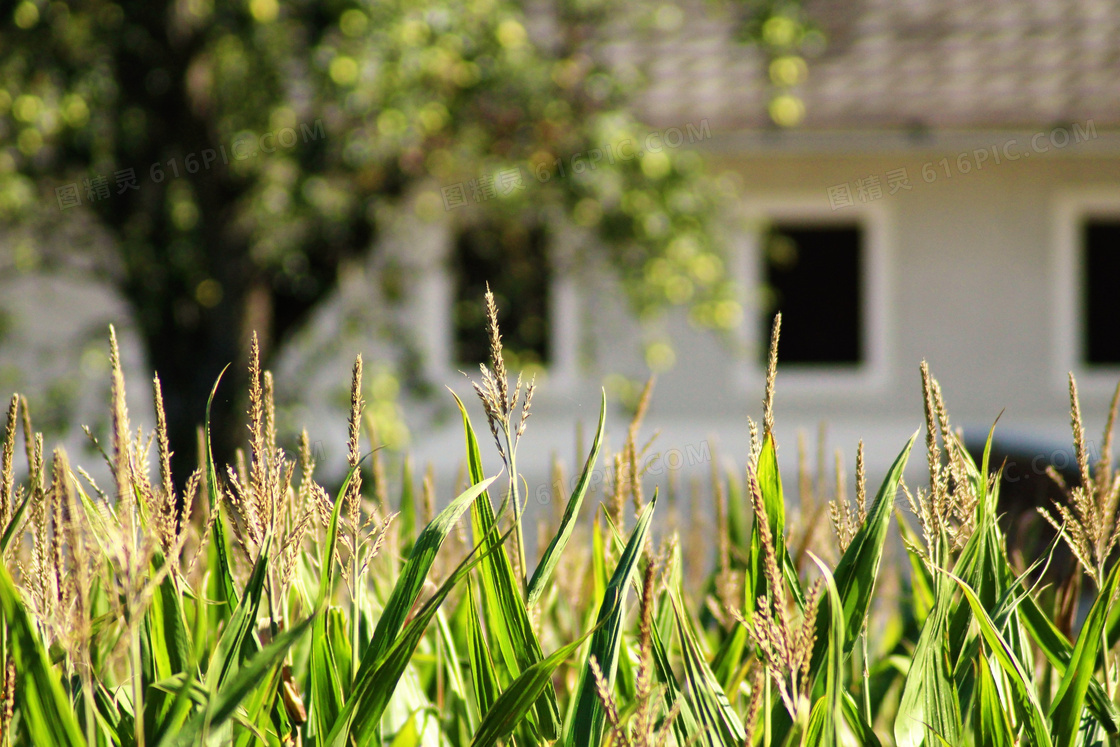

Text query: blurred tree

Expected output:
[0,0,808,485]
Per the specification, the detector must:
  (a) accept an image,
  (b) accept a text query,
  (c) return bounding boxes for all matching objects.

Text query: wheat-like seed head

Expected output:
[248,340,271,546]
[25,470,51,623]
[263,370,277,476]
[484,283,509,410]
[763,313,781,438]
[856,439,867,524]
[588,654,624,741]
[746,462,790,649]
[348,355,364,471]
[516,375,535,439]
[634,560,656,717]
[909,364,981,561]
[20,395,34,488]
[1040,374,1120,586]
[920,361,941,500]
[48,451,68,613]
[1071,374,1093,494]
[1,394,17,525]
[743,664,765,747]
[829,448,857,553]
[743,453,824,719]
[153,377,174,511]
[109,327,134,524]
[247,333,265,493]
[54,449,97,674]
[748,415,760,468]
[152,376,182,555]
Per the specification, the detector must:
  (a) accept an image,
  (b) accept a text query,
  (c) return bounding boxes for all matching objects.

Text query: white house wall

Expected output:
[5,144,1120,535]
[409,144,1120,514]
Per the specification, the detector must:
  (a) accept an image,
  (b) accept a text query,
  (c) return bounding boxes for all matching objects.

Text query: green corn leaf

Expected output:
[154,556,193,677]
[387,710,429,747]
[712,623,749,694]
[314,465,491,740]
[804,552,845,747]
[894,566,963,747]
[146,552,196,743]
[470,629,596,747]
[92,677,128,747]
[1019,583,1120,733]
[748,430,801,609]
[0,560,87,746]
[311,541,345,738]
[799,430,917,725]
[150,674,202,747]
[768,433,916,747]
[203,366,238,617]
[207,535,272,696]
[649,614,700,746]
[366,472,497,669]
[567,494,658,746]
[526,388,606,608]
[670,587,746,747]
[308,459,369,739]
[435,607,476,736]
[645,535,699,745]
[896,509,935,625]
[945,436,1015,676]
[326,606,353,697]
[947,529,1064,719]
[841,691,882,747]
[172,614,314,746]
[948,571,1052,747]
[465,575,500,723]
[725,468,750,561]
[804,697,830,747]
[991,517,1120,733]
[973,651,1015,747]
[1049,555,1120,747]
[231,650,289,747]
[324,527,510,746]
[591,508,608,611]
[452,390,561,738]
[827,431,917,654]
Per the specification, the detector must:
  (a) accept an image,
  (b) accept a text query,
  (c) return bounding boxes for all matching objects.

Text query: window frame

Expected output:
[1053,189,1120,395]
[406,215,582,396]
[732,195,890,396]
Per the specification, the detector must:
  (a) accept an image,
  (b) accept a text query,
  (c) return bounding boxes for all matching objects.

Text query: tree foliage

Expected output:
[0,0,809,472]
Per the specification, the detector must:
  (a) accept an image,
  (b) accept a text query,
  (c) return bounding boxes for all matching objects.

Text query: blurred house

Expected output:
[377,0,1120,498]
[4,0,1120,509]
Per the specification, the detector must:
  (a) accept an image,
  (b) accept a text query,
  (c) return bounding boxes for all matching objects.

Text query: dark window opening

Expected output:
[452,220,551,368]
[762,223,862,365]
[1083,220,1120,364]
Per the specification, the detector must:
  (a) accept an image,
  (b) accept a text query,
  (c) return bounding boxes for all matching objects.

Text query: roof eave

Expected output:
[702,125,1120,156]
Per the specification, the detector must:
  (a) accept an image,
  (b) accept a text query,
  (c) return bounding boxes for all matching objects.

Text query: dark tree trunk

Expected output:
[82,2,370,491]
[101,3,265,488]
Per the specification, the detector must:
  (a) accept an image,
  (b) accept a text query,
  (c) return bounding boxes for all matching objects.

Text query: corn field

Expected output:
[2,303,1120,746]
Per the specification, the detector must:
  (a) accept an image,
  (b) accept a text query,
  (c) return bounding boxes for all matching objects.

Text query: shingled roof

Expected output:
[602,0,1120,133]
